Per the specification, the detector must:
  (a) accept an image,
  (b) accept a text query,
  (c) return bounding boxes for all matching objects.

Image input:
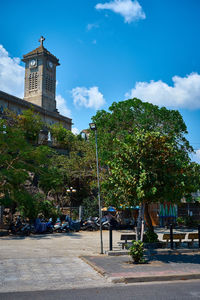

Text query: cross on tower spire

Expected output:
[39,36,45,46]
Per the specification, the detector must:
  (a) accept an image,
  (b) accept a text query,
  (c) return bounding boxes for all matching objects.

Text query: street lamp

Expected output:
[66,187,76,218]
[89,122,103,254]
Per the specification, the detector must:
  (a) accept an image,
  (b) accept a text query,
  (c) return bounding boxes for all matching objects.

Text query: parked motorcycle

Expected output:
[101,215,119,230]
[81,217,99,231]
[9,217,31,236]
[34,217,53,234]
[53,218,62,232]
[54,216,80,232]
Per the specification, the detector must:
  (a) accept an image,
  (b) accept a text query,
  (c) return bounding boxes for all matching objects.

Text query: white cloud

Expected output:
[72,86,106,110]
[191,149,200,164]
[87,23,99,31]
[56,94,71,117]
[95,0,146,23]
[0,45,24,97]
[125,73,200,109]
[72,127,80,135]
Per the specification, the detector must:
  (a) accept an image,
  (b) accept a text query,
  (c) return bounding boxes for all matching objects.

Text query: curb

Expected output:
[109,273,200,284]
[0,231,9,237]
[82,255,200,284]
[80,256,106,277]
[106,249,200,256]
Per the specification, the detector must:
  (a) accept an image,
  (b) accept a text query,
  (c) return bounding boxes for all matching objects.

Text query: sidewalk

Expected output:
[0,231,121,293]
[82,248,200,283]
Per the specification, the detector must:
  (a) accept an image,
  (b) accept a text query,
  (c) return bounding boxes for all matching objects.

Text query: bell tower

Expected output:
[22,36,60,112]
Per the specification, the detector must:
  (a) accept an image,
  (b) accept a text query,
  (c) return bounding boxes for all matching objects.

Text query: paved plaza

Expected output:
[1,229,200,294]
[0,231,121,293]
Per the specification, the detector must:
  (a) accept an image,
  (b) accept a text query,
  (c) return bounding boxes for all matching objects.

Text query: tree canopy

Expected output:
[91,98,200,231]
[92,98,191,163]
[103,130,200,207]
[0,109,97,220]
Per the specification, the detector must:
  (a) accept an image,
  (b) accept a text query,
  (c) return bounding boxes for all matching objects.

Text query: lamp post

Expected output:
[89,122,103,254]
[66,187,76,218]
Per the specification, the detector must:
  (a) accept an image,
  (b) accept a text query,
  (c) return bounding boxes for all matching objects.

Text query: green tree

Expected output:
[50,123,75,150]
[92,98,190,164]
[0,111,55,218]
[16,109,44,143]
[104,131,200,233]
[0,108,104,221]
[47,135,97,208]
[91,98,200,236]
[0,118,33,208]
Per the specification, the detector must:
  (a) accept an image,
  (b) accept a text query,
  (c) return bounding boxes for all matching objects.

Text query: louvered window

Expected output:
[45,74,53,92]
[29,72,38,90]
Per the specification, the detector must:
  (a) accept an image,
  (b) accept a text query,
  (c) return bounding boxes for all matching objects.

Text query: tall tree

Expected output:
[0,110,54,218]
[91,98,200,236]
[92,98,190,163]
[103,131,200,234]
[45,135,97,208]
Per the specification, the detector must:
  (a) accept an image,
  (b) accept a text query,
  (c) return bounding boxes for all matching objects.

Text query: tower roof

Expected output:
[22,36,60,65]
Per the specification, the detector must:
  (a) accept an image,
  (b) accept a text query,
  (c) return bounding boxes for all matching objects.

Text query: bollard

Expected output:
[198,225,200,249]
[109,225,113,251]
[170,224,173,249]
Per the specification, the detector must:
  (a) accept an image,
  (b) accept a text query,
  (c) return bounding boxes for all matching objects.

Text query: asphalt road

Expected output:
[1,280,200,300]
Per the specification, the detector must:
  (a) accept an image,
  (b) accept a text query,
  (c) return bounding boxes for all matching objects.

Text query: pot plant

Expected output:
[144,229,159,243]
[176,217,184,226]
[129,240,145,263]
[143,229,163,249]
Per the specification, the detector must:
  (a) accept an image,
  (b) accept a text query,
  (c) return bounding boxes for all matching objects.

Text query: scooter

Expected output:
[34,218,53,234]
[53,218,62,232]
[9,217,31,236]
[46,218,54,233]
[81,217,98,231]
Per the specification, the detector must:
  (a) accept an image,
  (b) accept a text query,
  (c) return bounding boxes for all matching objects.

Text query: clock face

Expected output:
[30,59,36,67]
[48,61,53,69]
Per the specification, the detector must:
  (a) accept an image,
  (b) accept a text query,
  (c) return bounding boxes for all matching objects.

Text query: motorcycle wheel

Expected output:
[25,230,31,236]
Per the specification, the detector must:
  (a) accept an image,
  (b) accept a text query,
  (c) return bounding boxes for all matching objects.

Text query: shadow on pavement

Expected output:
[0,232,82,240]
[151,253,200,265]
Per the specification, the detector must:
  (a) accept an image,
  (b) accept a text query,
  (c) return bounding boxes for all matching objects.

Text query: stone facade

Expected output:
[0,37,72,130]
[0,90,71,130]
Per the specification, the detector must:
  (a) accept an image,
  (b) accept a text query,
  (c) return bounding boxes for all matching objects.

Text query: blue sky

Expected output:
[1,0,200,162]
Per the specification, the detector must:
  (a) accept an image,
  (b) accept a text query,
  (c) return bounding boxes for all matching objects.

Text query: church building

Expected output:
[0,37,72,130]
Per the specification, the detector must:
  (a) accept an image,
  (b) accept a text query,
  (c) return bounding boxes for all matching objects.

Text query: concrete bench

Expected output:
[187,233,199,247]
[163,233,186,247]
[118,234,136,249]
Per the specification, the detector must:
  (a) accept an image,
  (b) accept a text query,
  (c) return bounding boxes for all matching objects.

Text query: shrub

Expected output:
[184,216,197,228]
[144,229,159,243]
[39,200,59,221]
[176,217,184,225]
[129,240,145,263]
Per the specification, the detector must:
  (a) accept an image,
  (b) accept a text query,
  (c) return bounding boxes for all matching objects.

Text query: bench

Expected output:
[118,234,136,249]
[187,233,199,247]
[163,233,186,248]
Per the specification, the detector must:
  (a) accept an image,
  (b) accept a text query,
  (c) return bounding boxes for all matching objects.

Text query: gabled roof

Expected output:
[22,44,60,65]
[0,90,71,124]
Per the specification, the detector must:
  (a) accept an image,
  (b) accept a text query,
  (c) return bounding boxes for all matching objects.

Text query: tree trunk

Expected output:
[136,203,145,241]
[144,203,154,232]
